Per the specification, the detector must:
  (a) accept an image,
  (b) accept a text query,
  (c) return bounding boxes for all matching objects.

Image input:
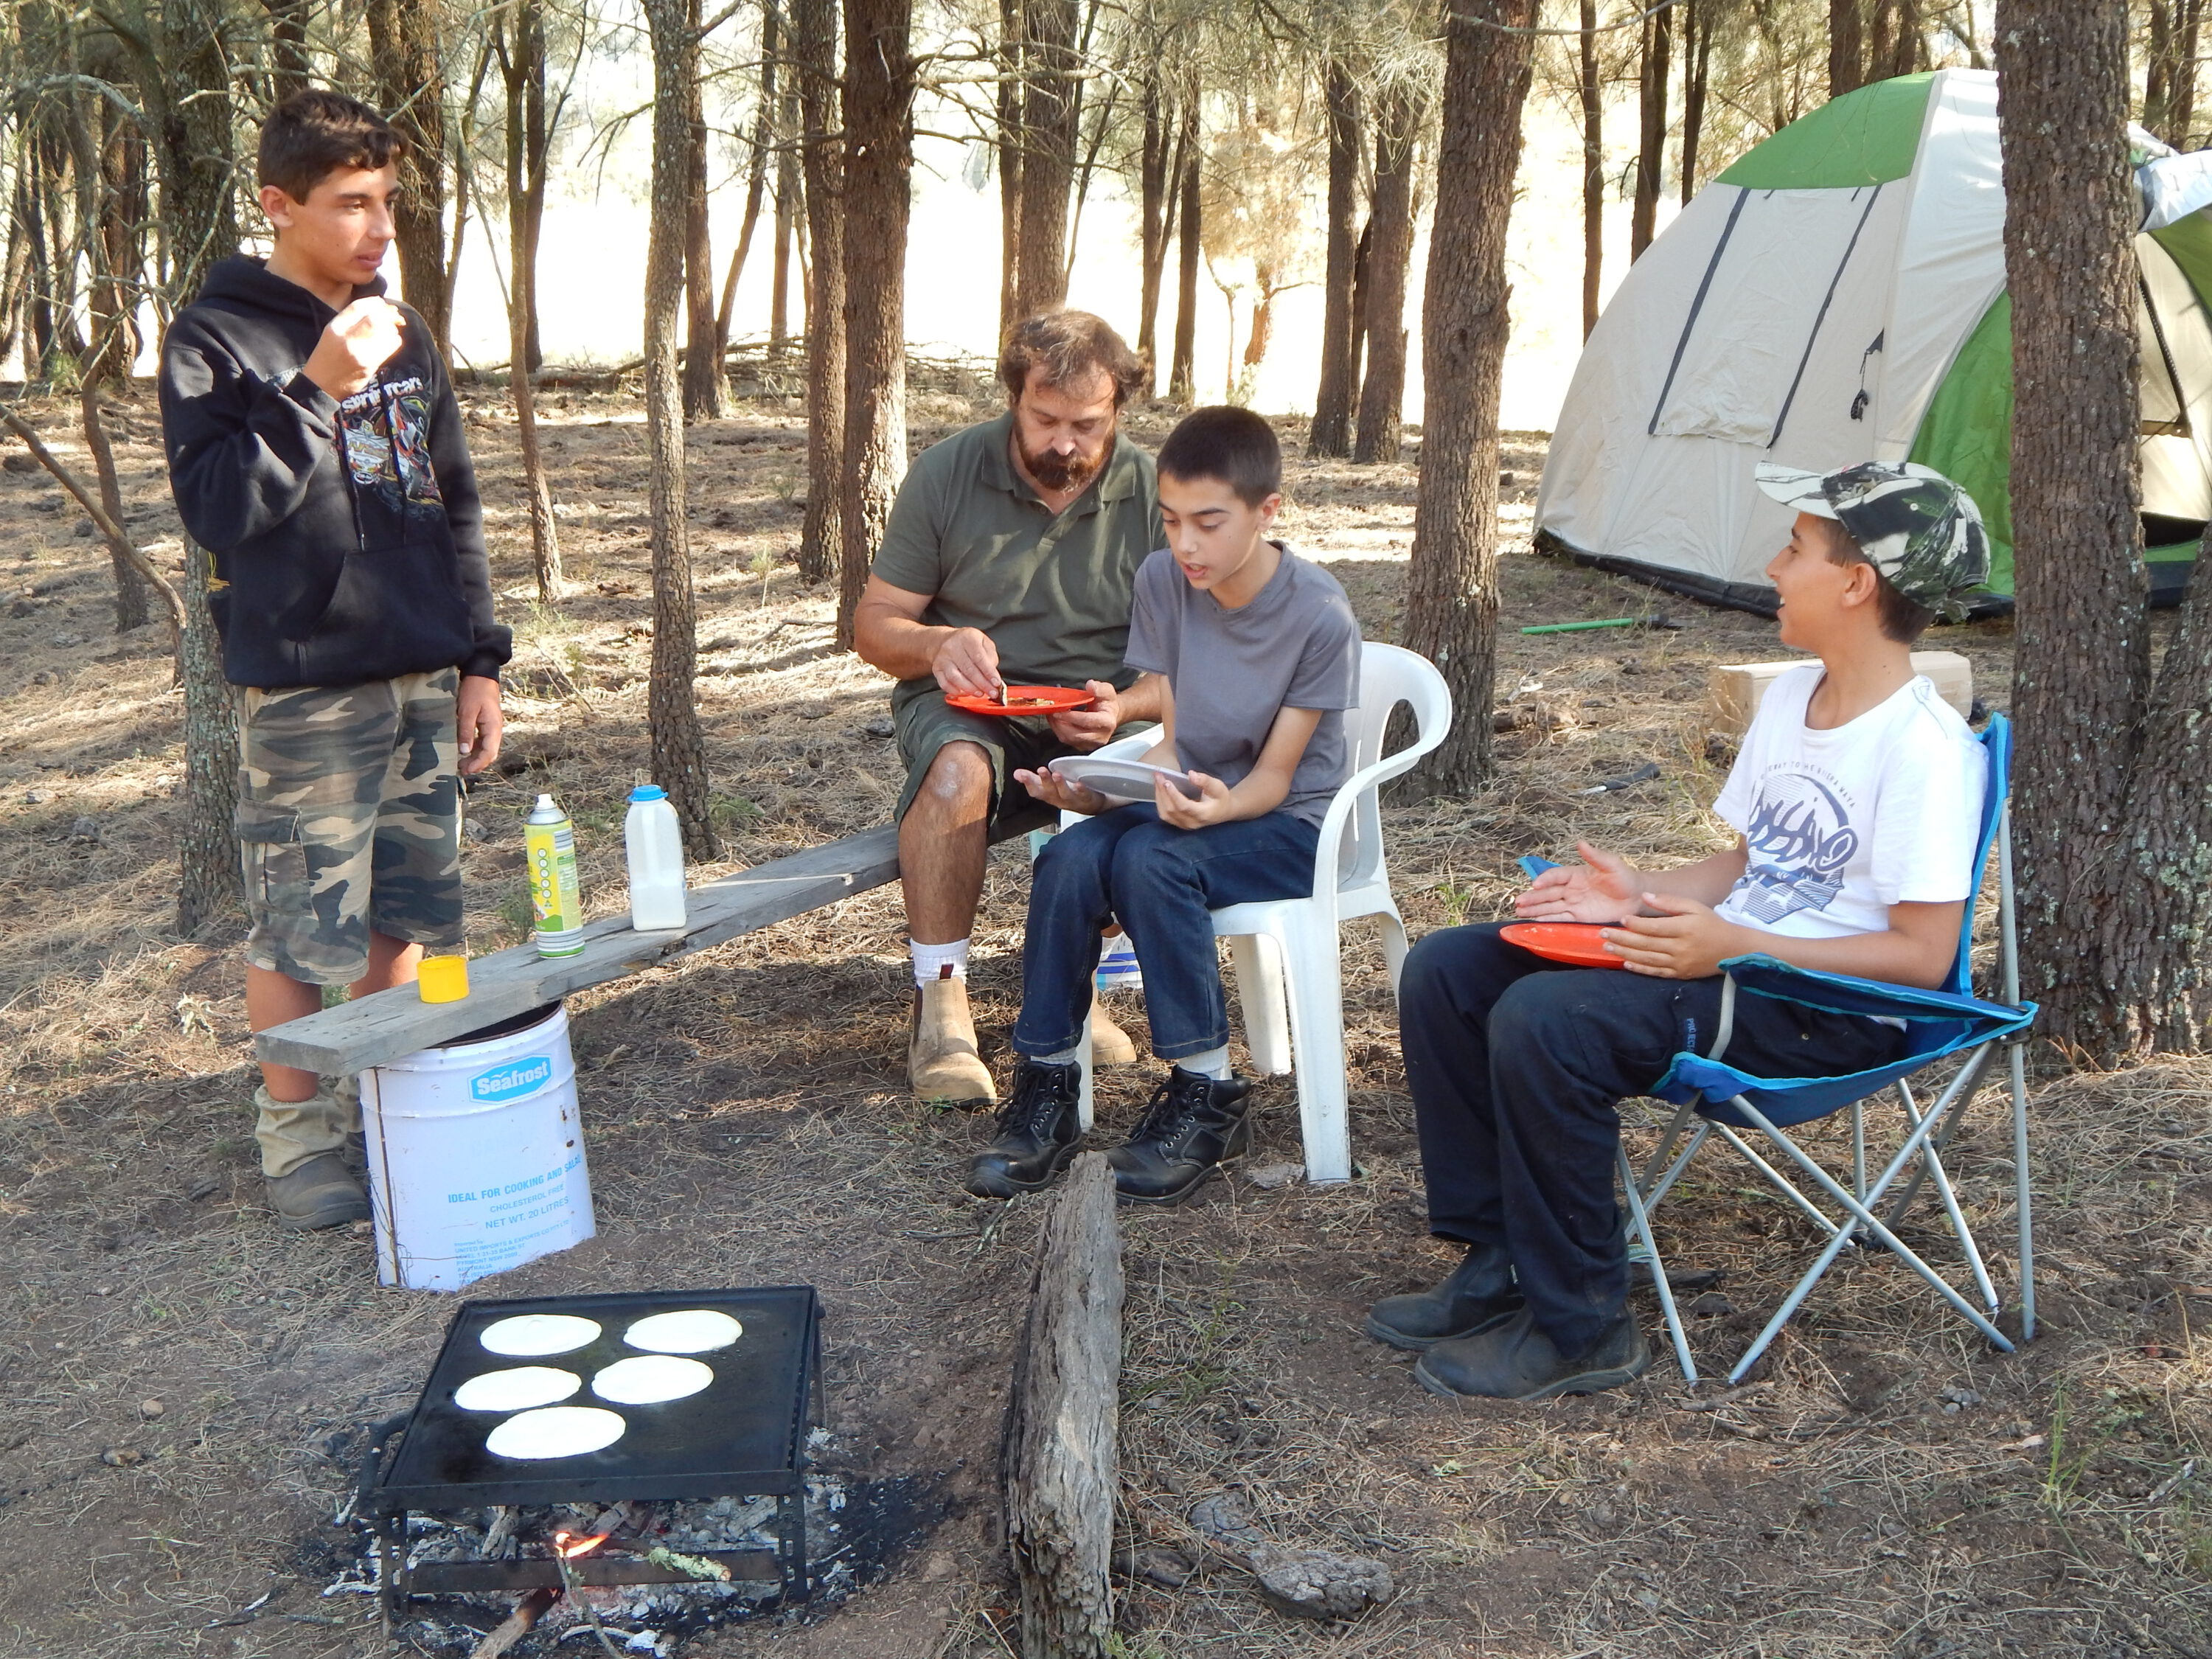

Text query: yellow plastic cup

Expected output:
[417,954,471,1003]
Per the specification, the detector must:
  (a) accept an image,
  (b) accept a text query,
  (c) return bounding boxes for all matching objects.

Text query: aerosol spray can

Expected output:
[524,793,585,957]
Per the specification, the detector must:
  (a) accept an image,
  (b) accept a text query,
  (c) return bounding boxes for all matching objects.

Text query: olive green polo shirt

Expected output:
[871,411,1163,709]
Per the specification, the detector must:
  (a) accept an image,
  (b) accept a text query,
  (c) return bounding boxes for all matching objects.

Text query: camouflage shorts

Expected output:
[235,669,465,986]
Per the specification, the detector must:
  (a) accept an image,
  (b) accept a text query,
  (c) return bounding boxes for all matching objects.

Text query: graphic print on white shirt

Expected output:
[1711,665,1986,943]
[1731,765,1862,925]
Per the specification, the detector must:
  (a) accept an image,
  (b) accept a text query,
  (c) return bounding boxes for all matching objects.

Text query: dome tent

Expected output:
[1534,68,2211,615]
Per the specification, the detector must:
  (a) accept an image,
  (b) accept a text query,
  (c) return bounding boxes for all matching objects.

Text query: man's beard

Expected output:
[1018,428,1110,493]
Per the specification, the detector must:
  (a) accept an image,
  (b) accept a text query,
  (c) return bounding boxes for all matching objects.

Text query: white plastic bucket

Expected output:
[361,1002,596,1291]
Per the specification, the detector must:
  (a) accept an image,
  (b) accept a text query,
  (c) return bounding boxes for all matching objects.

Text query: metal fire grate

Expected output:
[364,1287,822,1619]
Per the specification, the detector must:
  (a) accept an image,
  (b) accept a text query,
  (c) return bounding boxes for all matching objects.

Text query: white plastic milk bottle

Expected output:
[624,785,688,931]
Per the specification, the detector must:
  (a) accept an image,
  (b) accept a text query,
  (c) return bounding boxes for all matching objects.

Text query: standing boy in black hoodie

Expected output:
[160,91,512,1231]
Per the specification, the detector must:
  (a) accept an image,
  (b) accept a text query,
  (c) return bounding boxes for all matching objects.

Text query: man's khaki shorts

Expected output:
[235,669,465,987]
[893,687,1069,835]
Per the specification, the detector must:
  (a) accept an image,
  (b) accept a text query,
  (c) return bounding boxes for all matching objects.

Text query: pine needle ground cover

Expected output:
[0,382,2205,1658]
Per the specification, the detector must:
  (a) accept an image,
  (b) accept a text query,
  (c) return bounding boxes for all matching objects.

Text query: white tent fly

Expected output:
[1535,68,2212,613]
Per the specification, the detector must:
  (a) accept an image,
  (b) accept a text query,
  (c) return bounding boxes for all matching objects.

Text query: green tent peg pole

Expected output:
[1520,617,1641,634]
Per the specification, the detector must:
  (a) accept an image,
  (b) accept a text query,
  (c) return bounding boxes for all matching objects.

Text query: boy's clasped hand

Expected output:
[1514,841,1750,980]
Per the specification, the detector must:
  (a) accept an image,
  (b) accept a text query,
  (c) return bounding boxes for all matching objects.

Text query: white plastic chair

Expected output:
[1060,641,1452,1182]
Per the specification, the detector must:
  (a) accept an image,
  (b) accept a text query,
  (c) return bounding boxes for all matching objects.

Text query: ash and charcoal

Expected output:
[320,1451,944,1655]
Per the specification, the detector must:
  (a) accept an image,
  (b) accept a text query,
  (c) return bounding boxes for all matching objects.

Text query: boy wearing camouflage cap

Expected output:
[1367,460,1991,1402]
[159,91,512,1230]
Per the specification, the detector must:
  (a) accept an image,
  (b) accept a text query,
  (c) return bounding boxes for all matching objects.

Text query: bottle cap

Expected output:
[630,785,667,802]
[535,793,557,812]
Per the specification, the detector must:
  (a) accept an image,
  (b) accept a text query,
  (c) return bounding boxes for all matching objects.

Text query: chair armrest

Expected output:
[1304,737,1439,907]
[1717,952,2037,1026]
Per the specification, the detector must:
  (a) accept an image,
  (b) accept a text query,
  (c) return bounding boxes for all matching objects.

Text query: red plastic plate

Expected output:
[1499,922,1626,969]
[944,685,1097,717]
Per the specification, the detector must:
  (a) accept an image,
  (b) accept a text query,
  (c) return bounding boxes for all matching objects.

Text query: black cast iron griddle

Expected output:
[374,1286,821,1510]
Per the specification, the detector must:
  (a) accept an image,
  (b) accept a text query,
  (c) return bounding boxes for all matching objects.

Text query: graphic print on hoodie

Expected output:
[159,256,511,690]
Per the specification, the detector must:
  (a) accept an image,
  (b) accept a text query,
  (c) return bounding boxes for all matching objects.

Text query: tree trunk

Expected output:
[1354,83,1422,465]
[796,0,846,584]
[365,0,451,351]
[1631,0,1671,260]
[261,0,313,102]
[1681,0,1711,203]
[1168,96,1200,406]
[715,0,779,364]
[839,0,912,645]
[997,0,1025,340]
[1579,0,1602,338]
[2149,0,2175,137]
[1347,215,1373,408]
[1135,63,1169,389]
[1308,59,1362,458]
[643,0,721,860]
[1998,0,2147,1054]
[1013,0,1078,317]
[2175,0,2205,144]
[1829,0,1864,99]
[1003,1153,1123,1659]
[69,79,147,632]
[505,0,563,600]
[1403,0,1535,795]
[177,539,240,935]
[771,65,801,360]
[682,0,726,421]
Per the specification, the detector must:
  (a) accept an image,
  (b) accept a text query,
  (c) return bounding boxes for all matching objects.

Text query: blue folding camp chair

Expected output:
[1527,714,2039,1386]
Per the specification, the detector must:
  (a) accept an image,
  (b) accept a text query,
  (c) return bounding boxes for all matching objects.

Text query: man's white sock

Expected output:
[1181,1045,1233,1080]
[911,939,970,987]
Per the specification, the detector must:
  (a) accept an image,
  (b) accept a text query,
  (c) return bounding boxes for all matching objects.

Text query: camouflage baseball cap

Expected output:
[1755,459,1992,620]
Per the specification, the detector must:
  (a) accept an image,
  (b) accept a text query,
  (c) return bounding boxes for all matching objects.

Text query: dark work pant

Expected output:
[1398,922,1907,1356]
[1014,804,1318,1062]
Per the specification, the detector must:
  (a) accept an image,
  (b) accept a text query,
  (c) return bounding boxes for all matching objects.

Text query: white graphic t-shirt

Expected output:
[1712,666,1986,940]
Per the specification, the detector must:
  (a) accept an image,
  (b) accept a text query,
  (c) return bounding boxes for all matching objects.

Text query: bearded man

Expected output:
[854,311,1163,1107]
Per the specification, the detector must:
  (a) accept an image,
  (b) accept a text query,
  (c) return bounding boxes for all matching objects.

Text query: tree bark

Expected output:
[1829,0,1864,98]
[715,0,779,366]
[1012,0,1079,317]
[1999,0,2146,1053]
[1631,0,1671,260]
[365,0,451,351]
[996,0,1025,340]
[1003,1153,1123,1659]
[643,0,721,860]
[1168,94,1200,405]
[1579,0,1602,339]
[1354,82,1421,465]
[839,0,912,645]
[682,0,726,421]
[1135,61,1169,388]
[1403,0,1535,795]
[2148,0,2175,137]
[796,0,845,584]
[1681,0,1711,203]
[504,0,563,600]
[770,62,801,360]
[69,77,147,632]
[261,0,313,103]
[177,538,240,935]
[2174,0,2205,143]
[1308,59,1362,458]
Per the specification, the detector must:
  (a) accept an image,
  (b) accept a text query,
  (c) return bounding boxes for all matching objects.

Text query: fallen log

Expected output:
[1004,1152,1124,1659]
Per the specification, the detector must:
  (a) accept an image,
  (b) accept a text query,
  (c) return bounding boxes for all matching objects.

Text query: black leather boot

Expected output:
[1107,1068,1253,1205]
[1363,1242,1523,1351]
[1414,1305,1649,1401]
[966,1059,1085,1197]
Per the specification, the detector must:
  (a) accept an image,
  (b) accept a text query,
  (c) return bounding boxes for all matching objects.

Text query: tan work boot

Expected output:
[1089,998,1138,1065]
[265,1153,370,1231]
[910,970,996,1107]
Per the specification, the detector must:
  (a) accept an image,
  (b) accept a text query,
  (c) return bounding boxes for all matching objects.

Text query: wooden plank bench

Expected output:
[256,824,927,1076]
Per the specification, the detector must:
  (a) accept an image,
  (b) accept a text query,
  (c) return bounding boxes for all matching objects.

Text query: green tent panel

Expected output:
[1717,74,1937,191]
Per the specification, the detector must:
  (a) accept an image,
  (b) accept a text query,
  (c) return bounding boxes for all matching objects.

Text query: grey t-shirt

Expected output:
[1124,543,1361,825]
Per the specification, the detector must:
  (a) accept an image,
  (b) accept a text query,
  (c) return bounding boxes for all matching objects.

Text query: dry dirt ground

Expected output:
[3,377,2212,1659]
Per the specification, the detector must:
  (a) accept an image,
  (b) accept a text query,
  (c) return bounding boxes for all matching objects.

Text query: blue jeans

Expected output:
[1014,805,1320,1062]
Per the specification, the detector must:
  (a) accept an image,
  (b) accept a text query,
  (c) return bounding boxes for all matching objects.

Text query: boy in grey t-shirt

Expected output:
[968,407,1362,1205]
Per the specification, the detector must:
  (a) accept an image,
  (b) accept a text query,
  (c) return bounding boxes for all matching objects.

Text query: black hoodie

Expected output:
[159,257,512,689]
